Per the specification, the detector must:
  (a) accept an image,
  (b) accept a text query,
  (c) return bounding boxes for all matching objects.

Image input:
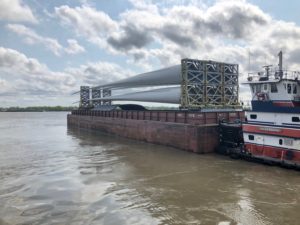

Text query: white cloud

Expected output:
[65,39,85,54]
[65,61,132,86]
[56,0,300,101]
[3,0,300,106]
[54,5,118,47]
[0,0,37,23]
[6,24,62,56]
[0,47,133,106]
[6,24,85,56]
[0,78,15,95]
[106,0,271,53]
[52,1,269,61]
[0,47,76,96]
[53,1,300,66]
[0,46,47,74]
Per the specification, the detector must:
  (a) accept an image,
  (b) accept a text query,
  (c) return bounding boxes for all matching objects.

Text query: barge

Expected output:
[68,109,244,153]
[68,58,242,153]
[68,53,300,169]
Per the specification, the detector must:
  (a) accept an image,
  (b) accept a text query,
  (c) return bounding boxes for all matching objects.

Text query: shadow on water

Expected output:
[0,112,299,225]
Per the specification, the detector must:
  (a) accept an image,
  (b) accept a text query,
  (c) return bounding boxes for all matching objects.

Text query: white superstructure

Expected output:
[242,52,300,166]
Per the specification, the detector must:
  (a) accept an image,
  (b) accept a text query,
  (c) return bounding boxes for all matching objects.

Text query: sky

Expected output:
[1,0,300,107]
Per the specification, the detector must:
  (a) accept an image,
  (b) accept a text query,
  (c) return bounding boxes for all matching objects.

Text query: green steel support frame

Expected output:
[180,59,239,109]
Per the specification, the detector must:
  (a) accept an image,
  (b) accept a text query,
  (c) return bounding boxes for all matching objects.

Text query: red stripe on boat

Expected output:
[244,143,300,163]
[273,101,294,107]
[243,124,300,138]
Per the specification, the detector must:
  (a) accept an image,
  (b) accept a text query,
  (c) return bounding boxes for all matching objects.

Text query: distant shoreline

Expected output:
[0,106,77,112]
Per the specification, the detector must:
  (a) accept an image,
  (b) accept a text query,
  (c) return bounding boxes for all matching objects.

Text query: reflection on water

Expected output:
[0,112,299,225]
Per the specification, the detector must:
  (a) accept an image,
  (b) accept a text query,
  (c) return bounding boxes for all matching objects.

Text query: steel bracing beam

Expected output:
[80,86,90,108]
[91,88,102,107]
[102,89,112,105]
[180,59,239,109]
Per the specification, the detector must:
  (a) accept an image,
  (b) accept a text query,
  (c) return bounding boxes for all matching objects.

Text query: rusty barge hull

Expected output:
[67,110,244,153]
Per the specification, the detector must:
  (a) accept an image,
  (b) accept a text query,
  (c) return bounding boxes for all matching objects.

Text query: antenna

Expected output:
[278,51,283,71]
[278,51,283,79]
[248,48,251,73]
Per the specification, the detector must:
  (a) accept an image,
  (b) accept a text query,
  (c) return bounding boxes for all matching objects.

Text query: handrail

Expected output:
[247,70,300,82]
[70,110,244,126]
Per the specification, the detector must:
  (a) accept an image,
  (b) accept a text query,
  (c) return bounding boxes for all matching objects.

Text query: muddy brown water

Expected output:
[0,112,299,225]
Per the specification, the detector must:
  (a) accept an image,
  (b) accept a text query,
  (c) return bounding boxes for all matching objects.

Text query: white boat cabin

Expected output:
[245,111,300,127]
[244,51,300,102]
[246,78,300,102]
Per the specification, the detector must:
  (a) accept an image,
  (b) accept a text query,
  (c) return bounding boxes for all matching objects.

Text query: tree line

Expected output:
[0,106,78,112]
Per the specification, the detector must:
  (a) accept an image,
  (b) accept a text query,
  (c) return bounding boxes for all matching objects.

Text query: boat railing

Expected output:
[247,70,300,82]
[70,109,245,125]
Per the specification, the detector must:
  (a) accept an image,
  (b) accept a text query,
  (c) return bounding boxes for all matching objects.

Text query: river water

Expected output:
[0,112,299,225]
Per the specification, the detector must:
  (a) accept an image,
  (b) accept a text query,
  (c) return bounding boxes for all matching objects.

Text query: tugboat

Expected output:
[243,51,300,167]
[218,51,300,168]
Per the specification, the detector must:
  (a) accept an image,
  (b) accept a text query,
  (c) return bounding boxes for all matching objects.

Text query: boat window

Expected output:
[250,114,257,119]
[292,116,300,122]
[279,139,283,145]
[287,84,292,94]
[248,135,254,140]
[255,84,262,93]
[263,84,268,91]
[293,84,297,94]
[270,84,278,93]
[284,139,293,146]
